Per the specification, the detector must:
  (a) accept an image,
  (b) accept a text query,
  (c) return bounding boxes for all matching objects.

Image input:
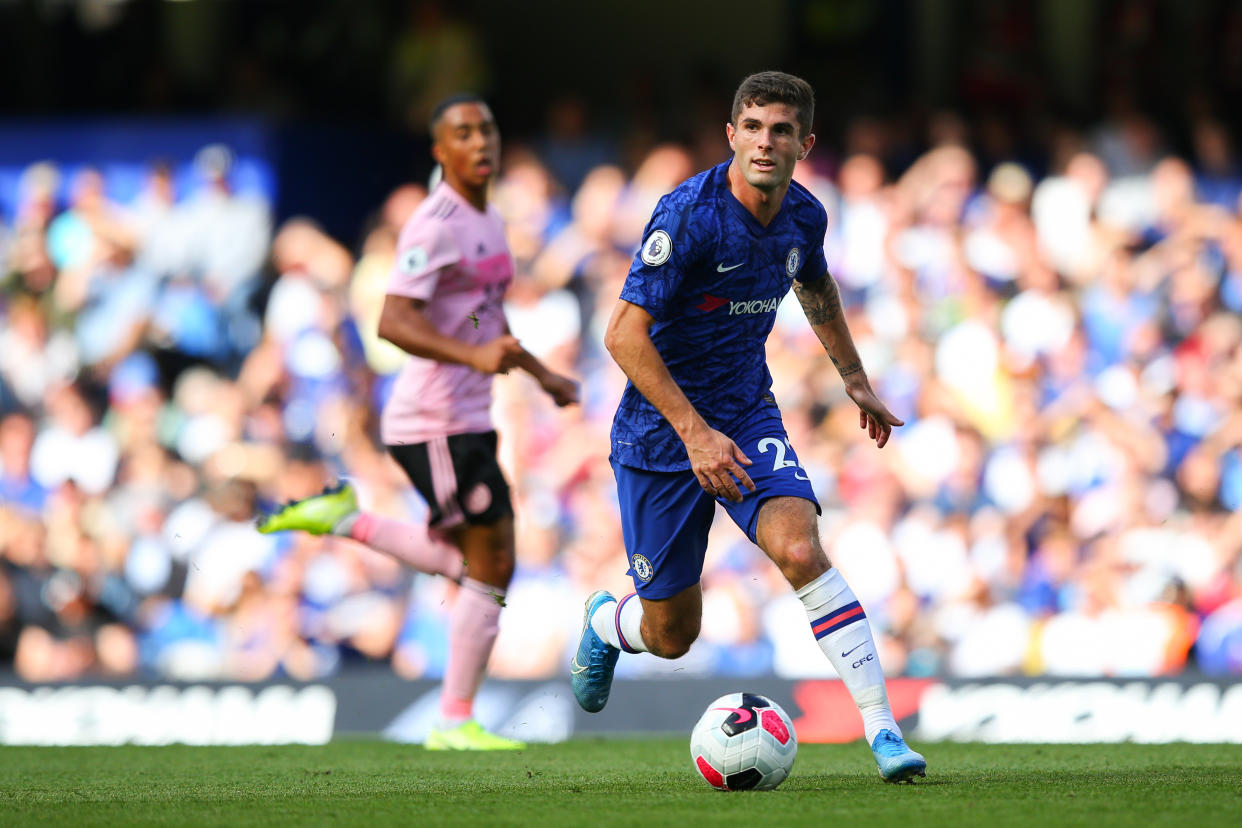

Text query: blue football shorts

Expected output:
[610,407,820,599]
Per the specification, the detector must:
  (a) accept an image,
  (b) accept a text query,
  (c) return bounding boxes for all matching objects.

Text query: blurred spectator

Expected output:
[45,168,135,274]
[5,162,62,297]
[350,184,428,377]
[824,154,889,301]
[66,236,158,372]
[129,160,191,280]
[1032,151,1109,282]
[0,412,47,514]
[171,145,272,365]
[0,294,78,409]
[1191,119,1242,210]
[182,144,271,305]
[534,95,619,194]
[387,1,490,132]
[29,382,119,497]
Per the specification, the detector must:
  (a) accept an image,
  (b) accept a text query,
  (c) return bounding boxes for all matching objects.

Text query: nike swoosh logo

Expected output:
[841,642,867,658]
[571,659,589,675]
[712,706,753,723]
[716,262,743,272]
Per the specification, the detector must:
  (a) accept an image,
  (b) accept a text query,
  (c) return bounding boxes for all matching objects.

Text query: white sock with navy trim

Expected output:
[797,568,899,745]
[591,592,647,653]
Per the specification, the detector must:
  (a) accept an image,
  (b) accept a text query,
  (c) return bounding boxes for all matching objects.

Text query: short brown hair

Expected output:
[731,72,815,138]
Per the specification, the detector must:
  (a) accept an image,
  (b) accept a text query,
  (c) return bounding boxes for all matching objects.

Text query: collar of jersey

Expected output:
[716,161,791,236]
[436,179,491,217]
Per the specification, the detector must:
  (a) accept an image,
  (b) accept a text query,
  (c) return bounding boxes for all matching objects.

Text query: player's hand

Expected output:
[845,380,904,448]
[684,425,755,503]
[471,335,525,374]
[539,372,580,407]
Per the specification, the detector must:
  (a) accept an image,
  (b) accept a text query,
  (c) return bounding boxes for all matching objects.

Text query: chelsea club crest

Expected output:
[785,247,801,277]
[631,554,654,582]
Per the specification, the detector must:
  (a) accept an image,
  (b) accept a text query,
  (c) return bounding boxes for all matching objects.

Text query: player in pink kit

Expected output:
[259,95,578,750]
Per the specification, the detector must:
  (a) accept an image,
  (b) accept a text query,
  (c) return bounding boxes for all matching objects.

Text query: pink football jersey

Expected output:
[381,182,513,445]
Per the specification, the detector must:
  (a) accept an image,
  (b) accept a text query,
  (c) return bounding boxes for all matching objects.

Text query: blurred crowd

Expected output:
[2,110,1242,686]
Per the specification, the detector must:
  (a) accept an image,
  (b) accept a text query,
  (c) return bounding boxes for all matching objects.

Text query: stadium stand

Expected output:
[2,107,1241,685]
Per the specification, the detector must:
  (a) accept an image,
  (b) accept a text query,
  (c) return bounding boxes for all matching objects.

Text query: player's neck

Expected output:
[727,160,788,227]
[444,177,489,212]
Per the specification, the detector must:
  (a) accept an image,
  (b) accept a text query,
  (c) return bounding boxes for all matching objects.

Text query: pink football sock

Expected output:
[441,578,504,721]
[350,513,465,581]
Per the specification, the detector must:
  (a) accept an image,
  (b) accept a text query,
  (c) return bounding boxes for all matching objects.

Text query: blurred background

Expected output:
[2,0,1241,690]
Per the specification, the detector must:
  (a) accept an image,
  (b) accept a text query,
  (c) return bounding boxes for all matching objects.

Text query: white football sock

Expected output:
[797,568,899,745]
[590,592,648,653]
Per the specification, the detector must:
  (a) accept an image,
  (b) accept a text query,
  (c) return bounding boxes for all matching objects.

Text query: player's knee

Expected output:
[462,522,516,587]
[645,614,699,659]
[771,536,824,584]
[651,635,695,659]
[487,539,516,585]
[488,555,515,587]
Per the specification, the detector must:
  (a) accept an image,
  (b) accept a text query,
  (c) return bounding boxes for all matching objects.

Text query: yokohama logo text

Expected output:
[729,297,780,315]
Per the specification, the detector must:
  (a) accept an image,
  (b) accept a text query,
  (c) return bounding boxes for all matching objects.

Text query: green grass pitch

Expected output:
[3,739,1240,826]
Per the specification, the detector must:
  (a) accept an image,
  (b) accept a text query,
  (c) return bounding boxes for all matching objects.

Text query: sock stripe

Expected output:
[810,601,866,639]
[615,592,640,654]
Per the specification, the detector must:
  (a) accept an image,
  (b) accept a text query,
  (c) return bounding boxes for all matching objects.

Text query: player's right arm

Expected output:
[378,296,523,374]
[381,213,524,374]
[609,198,755,502]
[604,298,754,503]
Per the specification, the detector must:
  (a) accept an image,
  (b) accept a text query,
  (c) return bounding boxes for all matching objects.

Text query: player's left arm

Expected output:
[792,271,904,447]
[501,317,580,408]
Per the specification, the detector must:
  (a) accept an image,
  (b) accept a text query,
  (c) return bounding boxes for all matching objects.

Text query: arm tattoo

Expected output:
[830,355,863,377]
[793,275,842,325]
[796,274,864,379]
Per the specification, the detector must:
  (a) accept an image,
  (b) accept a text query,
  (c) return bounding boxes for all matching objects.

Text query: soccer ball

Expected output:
[689,692,797,791]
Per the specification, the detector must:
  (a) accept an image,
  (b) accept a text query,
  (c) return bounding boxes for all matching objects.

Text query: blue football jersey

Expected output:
[610,160,829,471]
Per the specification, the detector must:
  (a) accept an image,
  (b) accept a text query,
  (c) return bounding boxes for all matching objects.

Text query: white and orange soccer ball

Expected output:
[689,692,798,791]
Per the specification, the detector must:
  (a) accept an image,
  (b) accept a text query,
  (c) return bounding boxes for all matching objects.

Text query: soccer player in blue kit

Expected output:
[572,72,926,782]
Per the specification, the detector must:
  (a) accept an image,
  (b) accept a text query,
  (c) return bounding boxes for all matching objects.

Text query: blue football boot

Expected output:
[871,729,927,783]
[570,590,620,713]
